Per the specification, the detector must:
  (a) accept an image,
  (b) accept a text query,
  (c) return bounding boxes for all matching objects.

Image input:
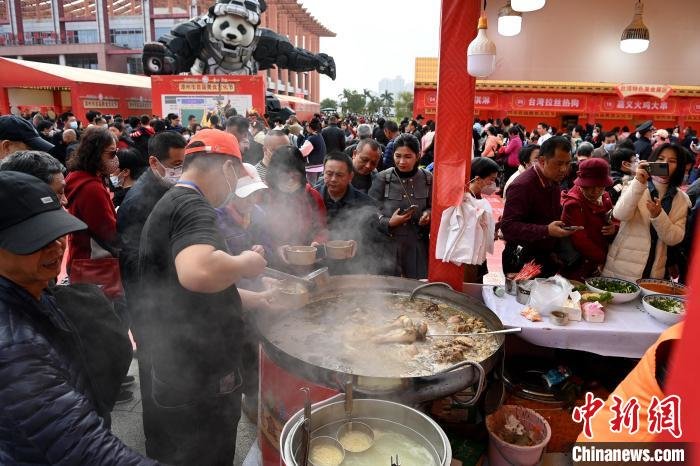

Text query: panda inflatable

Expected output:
[143,0,335,79]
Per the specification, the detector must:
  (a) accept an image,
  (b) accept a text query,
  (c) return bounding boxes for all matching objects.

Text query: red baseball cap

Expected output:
[184,128,241,160]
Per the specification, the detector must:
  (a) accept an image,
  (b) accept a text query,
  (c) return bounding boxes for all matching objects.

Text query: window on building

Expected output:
[66,54,98,70]
[27,56,60,65]
[127,56,144,75]
[22,31,57,45]
[66,29,99,44]
[110,28,144,49]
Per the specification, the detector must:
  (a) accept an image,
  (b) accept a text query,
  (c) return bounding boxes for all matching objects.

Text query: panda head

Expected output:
[211,14,256,48]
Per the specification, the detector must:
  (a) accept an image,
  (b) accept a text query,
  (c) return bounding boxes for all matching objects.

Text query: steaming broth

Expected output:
[338,430,373,452]
[266,293,499,378]
[341,430,436,466]
[309,443,343,466]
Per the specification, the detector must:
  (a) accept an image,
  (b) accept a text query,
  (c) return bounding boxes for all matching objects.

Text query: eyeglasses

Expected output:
[104,148,118,157]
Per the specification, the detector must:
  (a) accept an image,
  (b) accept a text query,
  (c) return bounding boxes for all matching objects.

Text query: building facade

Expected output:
[0,0,334,103]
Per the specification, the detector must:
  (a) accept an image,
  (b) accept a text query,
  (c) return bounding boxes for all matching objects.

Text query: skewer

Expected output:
[427,327,522,337]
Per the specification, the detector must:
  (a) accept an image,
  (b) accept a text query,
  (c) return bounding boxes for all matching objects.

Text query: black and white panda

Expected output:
[143,0,336,79]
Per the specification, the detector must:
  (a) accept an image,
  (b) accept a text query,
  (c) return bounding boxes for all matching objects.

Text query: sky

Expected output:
[298,0,441,101]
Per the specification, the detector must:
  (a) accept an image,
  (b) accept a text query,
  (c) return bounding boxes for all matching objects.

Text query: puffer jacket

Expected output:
[602,179,690,281]
[0,277,157,466]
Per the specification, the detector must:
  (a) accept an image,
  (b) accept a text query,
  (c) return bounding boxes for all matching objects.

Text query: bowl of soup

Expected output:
[637,279,687,297]
[284,246,318,266]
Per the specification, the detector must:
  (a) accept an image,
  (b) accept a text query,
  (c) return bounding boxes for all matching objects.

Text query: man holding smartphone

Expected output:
[501,136,578,276]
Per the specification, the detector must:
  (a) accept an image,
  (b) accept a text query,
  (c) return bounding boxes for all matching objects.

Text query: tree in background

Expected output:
[338,89,367,114]
[394,91,414,120]
[320,98,338,111]
[380,90,395,117]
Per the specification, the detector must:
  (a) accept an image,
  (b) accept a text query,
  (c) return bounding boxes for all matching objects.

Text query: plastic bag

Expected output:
[528,275,573,316]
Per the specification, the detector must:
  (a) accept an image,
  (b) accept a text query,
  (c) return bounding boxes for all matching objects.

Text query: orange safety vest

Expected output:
[577,323,683,442]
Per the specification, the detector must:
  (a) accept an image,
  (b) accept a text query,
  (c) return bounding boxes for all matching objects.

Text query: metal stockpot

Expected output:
[256,275,505,406]
[280,395,452,466]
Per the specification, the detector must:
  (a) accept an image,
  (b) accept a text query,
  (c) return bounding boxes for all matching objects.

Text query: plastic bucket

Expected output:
[486,405,551,466]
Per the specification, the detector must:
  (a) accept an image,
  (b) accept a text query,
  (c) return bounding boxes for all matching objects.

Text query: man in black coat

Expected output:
[0,171,157,466]
[633,120,653,160]
[321,114,346,153]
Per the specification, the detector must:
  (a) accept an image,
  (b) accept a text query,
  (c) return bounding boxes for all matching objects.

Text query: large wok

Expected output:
[256,275,505,405]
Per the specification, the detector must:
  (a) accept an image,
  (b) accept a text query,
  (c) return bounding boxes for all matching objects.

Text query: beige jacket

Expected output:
[603,178,690,281]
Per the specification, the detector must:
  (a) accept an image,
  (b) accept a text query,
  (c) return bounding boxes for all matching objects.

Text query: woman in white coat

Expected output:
[603,143,691,281]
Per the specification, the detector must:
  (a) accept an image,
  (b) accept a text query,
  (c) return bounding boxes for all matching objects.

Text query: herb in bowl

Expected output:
[590,279,637,294]
[648,297,684,314]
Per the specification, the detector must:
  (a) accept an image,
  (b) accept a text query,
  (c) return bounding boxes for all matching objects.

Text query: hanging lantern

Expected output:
[620,0,650,54]
[467,16,497,78]
[498,1,522,37]
[511,0,545,12]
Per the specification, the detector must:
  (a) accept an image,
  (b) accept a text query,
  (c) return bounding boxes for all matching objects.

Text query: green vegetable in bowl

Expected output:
[591,279,637,294]
[648,297,684,314]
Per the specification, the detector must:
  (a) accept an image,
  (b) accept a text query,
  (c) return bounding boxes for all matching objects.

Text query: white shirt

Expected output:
[537,133,552,146]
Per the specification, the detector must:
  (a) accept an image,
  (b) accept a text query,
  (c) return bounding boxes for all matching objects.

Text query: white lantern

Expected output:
[620,1,650,54]
[467,16,497,78]
[511,0,545,12]
[498,1,522,37]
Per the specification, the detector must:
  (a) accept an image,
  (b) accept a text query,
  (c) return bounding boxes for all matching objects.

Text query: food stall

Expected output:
[0,57,152,123]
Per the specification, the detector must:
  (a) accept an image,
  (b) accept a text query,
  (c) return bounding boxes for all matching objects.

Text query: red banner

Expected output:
[511,93,587,111]
[616,83,672,100]
[601,96,677,114]
[475,92,498,109]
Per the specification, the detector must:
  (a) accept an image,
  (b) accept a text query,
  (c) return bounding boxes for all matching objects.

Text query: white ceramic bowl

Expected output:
[585,277,640,304]
[284,245,317,266]
[642,294,686,325]
[636,278,687,298]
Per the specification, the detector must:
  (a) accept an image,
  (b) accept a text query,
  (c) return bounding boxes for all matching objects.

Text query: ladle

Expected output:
[336,381,375,454]
[427,327,522,338]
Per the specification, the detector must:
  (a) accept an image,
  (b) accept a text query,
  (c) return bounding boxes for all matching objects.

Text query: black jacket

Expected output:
[0,277,156,465]
[322,124,346,153]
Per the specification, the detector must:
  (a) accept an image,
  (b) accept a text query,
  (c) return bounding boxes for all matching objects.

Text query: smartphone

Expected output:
[645,162,670,177]
[399,205,419,215]
[562,225,584,231]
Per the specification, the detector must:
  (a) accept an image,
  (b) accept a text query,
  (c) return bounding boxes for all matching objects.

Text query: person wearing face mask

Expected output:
[607,148,638,204]
[64,127,121,276]
[137,129,269,465]
[111,148,147,208]
[603,143,691,281]
[591,131,618,161]
[462,157,499,283]
[560,158,617,281]
[262,144,329,270]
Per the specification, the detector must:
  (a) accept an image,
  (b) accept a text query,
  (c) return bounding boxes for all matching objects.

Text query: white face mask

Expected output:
[69,121,78,129]
[110,174,122,187]
[481,181,498,196]
[159,161,182,184]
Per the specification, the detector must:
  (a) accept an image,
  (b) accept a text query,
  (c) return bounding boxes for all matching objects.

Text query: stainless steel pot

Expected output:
[280,395,452,466]
[256,275,505,405]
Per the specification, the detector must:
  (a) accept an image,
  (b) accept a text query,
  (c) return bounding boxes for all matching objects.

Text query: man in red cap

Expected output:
[137,129,268,465]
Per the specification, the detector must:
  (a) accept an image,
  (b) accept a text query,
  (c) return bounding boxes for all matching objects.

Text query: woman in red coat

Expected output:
[561,158,618,281]
[65,127,119,272]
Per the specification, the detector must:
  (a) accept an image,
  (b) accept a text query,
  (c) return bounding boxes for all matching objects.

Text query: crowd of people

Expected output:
[0,106,699,465]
